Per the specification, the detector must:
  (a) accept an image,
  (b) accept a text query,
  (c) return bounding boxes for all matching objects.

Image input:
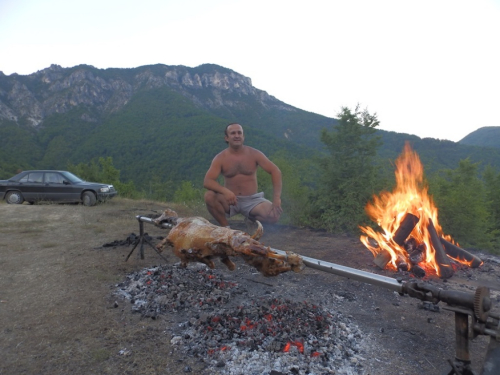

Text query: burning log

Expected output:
[396,255,408,272]
[373,250,392,269]
[393,213,420,246]
[439,238,483,268]
[427,220,454,279]
[404,237,426,265]
[411,264,426,278]
[373,213,420,270]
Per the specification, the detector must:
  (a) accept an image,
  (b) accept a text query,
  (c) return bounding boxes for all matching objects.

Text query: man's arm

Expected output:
[203,154,238,205]
[255,151,283,214]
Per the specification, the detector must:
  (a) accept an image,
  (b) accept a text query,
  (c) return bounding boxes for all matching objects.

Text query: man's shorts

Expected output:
[226,192,270,219]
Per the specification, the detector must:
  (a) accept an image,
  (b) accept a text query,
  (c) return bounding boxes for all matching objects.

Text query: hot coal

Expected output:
[404,237,426,265]
[396,255,408,272]
[115,263,366,375]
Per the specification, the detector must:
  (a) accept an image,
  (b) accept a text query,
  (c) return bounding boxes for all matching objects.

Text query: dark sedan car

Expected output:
[0,170,118,206]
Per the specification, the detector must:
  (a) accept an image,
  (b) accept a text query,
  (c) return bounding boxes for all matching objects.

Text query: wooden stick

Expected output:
[427,219,454,279]
[439,238,483,268]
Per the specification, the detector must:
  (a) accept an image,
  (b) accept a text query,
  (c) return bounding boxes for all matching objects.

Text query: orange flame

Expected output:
[359,142,467,276]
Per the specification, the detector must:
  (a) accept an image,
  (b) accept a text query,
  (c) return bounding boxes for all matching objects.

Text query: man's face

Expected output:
[225,124,244,146]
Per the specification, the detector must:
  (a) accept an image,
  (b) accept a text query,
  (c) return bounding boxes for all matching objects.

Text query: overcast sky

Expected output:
[1,0,499,142]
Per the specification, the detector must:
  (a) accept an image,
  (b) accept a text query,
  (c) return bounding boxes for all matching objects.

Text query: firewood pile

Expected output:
[360,143,484,280]
[370,213,483,279]
[115,262,366,375]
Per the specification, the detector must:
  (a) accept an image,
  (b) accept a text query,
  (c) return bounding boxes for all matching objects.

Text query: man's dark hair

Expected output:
[225,123,240,136]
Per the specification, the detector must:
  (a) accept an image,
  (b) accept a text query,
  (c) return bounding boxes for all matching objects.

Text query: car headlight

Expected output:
[100,187,110,193]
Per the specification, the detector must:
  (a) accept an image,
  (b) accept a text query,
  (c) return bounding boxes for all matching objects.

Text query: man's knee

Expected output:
[253,213,279,224]
[249,203,280,224]
[204,190,216,204]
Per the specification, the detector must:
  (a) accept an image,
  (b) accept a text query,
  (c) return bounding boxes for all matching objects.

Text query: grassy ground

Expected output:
[0,198,208,375]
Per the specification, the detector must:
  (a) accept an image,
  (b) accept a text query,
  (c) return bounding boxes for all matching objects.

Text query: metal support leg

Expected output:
[125,217,169,263]
[446,312,476,375]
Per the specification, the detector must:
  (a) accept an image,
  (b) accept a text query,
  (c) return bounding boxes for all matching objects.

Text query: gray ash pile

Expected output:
[115,263,367,375]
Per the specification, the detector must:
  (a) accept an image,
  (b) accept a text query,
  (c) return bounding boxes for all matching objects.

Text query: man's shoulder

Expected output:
[214,149,229,158]
[246,146,266,158]
[243,145,264,154]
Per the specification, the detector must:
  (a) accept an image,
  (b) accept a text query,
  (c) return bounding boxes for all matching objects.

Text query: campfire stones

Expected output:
[115,263,365,375]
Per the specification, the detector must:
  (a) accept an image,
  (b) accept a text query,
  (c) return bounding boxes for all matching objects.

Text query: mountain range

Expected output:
[1,63,499,187]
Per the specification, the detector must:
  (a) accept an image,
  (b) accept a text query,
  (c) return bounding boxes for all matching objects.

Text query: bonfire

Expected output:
[360,142,481,278]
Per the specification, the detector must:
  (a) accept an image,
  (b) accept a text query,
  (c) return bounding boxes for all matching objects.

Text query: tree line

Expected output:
[68,106,500,254]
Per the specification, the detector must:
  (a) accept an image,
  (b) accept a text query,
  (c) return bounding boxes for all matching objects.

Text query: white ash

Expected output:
[115,263,368,375]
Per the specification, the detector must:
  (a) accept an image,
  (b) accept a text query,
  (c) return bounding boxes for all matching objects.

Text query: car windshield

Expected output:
[60,171,84,183]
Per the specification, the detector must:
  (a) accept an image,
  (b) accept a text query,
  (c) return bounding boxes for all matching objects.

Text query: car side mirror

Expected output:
[63,180,70,185]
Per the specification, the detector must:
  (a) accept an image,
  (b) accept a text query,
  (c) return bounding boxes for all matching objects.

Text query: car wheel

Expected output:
[6,191,24,204]
[82,191,97,206]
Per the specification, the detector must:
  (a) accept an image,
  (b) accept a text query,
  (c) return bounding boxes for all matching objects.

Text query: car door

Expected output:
[43,172,81,202]
[18,172,46,201]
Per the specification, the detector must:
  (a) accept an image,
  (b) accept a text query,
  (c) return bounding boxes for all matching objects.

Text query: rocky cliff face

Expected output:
[0,64,296,129]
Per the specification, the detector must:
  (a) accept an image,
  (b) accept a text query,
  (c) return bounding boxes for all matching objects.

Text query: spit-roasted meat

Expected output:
[153,209,303,277]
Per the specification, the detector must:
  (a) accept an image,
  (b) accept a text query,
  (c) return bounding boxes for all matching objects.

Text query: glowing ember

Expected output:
[360,142,468,277]
[283,341,304,353]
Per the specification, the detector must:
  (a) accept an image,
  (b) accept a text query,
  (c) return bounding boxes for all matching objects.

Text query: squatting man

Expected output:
[203,123,283,228]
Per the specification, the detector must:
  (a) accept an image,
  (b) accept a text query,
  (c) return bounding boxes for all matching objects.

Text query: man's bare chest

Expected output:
[222,160,256,178]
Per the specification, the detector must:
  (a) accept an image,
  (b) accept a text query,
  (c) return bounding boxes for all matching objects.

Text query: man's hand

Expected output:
[269,198,283,219]
[223,189,238,206]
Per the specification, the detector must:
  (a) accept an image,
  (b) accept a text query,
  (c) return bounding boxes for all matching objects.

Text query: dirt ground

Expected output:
[1,198,499,375]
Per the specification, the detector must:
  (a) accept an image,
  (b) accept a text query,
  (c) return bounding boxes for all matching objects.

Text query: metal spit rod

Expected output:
[137,215,173,228]
[271,247,405,294]
[135,215,404,294]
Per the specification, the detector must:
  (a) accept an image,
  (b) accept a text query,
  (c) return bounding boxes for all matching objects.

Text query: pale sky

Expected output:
[1,0,499,142]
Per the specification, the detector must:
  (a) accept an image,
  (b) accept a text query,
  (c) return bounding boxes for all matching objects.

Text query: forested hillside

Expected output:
[459,126,500,149]
[1,63,500,189]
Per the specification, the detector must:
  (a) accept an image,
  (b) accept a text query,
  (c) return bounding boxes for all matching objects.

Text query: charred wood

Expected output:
[393,213,420,246]
[372,213,420,270]
[439,238,483,268]
[427,220,454,279]
[411,264,426,278]
[409,247,425,265]
[396,255,408,272]
[404,237,418,252]
[404,237,426,265]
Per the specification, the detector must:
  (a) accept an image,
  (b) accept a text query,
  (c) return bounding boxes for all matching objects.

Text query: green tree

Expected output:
[482,165,500,250]
[173,181,204,206]
[257,153,313,226]
[143,175,175,202]
[429,159,492,249]
[68,156,138,199]
[310,105,382,233]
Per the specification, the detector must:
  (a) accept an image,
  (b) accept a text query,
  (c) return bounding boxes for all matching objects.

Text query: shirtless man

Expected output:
[203,123,283,227]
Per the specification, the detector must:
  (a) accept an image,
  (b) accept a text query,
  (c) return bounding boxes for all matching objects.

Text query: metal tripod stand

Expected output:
[125,216,169,262]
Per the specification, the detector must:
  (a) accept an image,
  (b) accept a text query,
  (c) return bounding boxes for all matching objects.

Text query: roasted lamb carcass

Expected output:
[153,210,303,277]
